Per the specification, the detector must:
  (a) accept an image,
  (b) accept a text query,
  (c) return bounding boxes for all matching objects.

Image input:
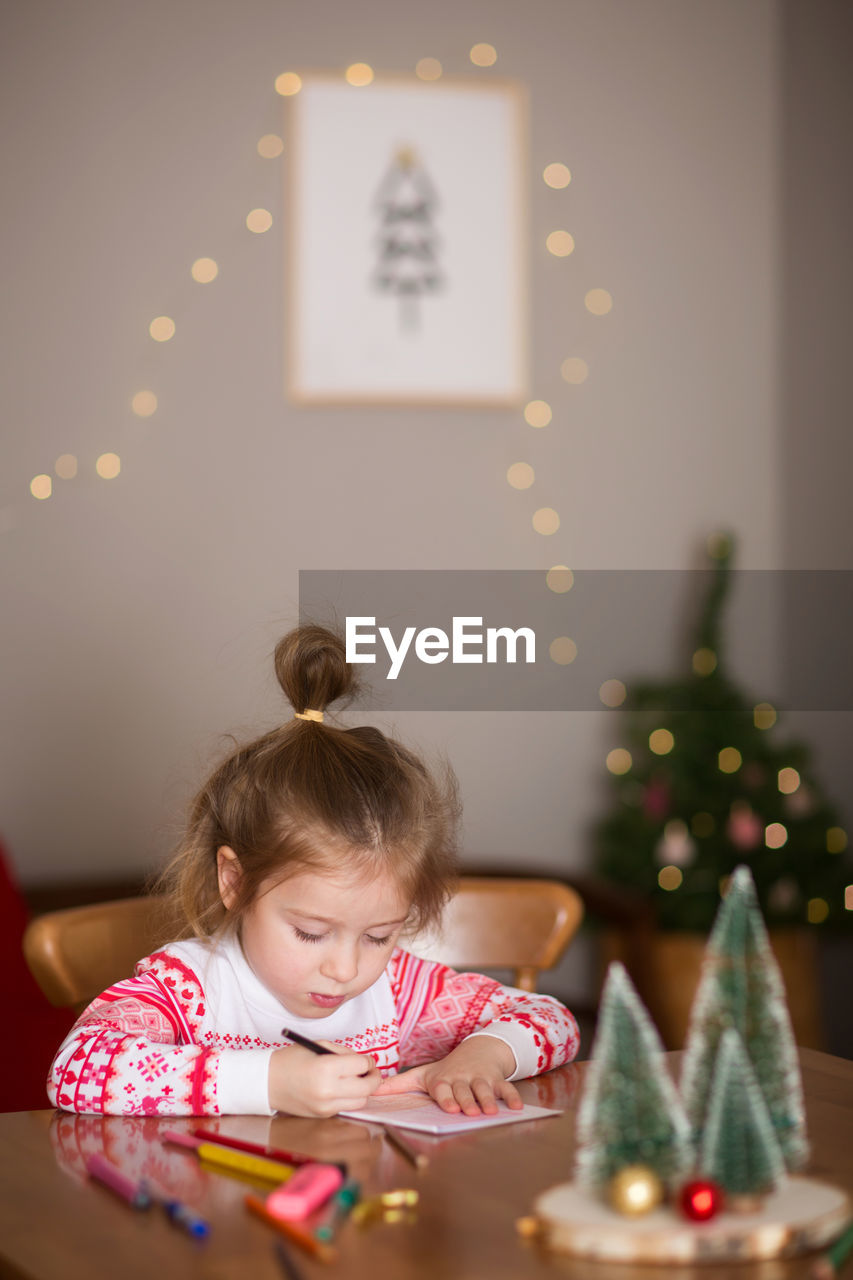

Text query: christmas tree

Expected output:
[372,146,443,331]
[594,532,851,932]
[575,962,693,1192]
[680,866,809,1170]
[698,1028,786,1196]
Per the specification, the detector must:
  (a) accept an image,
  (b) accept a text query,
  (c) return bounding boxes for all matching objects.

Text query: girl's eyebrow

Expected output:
[286,908,407,928]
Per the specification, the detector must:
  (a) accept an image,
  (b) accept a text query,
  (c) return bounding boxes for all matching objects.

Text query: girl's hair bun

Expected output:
[274,624,357,716]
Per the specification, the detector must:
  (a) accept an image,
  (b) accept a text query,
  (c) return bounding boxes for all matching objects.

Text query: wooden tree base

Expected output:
[533,1176,850,1264]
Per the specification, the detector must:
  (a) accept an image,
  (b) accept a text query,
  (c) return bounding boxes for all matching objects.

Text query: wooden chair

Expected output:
[22,896,167,1011]
[24,876,584,1010]
[411,877,584,991]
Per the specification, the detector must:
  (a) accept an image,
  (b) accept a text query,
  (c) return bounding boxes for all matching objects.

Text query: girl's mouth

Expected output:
[309,992,346,1009]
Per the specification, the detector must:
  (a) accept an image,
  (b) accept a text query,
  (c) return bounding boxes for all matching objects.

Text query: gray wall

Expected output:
[4,0,848,1017]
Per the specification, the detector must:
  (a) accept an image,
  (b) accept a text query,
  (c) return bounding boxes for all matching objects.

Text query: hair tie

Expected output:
[294,709,324,723]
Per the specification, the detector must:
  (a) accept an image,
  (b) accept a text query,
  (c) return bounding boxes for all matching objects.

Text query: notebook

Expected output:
[340,1093,561,1135]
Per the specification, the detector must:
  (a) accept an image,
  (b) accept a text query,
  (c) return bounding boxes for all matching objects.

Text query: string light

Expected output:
[30,475,52,500]
[274,72,302,96]
[549,636,577,664]
[718,747,742,774]
[546,230,574,257]
[131,391,158,418]
[415,58,442,81]
[506,462,534,489]
[658,865,683,891]
[606,748,632,775]
[95,453,121,479]
[546,565,573,594]
[765,822,788,849]
[191,258,218,283]
[585,288,613,315]
[599,679,626,708]
[649,729,674,755]
[469,43,497,66]
[246,208,273,233]
[754,702,777,729]
[257,134,284,158]
[543,163,571,189]
[345,63,374,87]
[777,767,800,794]
[693,648,717,675]
[524,400,552,428]
[148,316,175,342]
[55,454,77,479]
[561,357,588,384]
[532,507,560,536]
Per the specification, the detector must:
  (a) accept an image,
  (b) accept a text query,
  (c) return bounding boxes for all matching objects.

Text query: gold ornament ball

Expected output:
[608,1165,664,1216]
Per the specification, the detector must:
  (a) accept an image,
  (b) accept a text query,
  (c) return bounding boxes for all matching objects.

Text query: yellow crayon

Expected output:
[197,1142,295,1184]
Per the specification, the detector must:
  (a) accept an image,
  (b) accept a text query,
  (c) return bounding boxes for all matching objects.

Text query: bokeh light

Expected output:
[718,747,742,774]
[345,63,374,86]
[827,827,848,853]
[131,391,158,418]
[30,474,52,500]
[415,57,442,80]
[524,400,552,428]
[148,315,175,342]
[606,748,632,775]
[506,462,534,489]
[543,163,571,189]
[54,454,78,479]
[257,134,284,158]
[561,357,588,384]
[599,679,626,708]
[807,897,829,924]
[765,822,788,849]
[546,565,574,594]
[246,208,273,233]
[469,43,497,66]
[549,636,577,665]
[275,72,302,96]
[692,648,717,676]
[658,865,683,891]
[754,702,777,730]
[546,230,575,257]
[649,729,675,755]
[532,507,560,536]
[778,767,801,794]
[191,257,219,283]
[95,453,121,479]
[585,288,613,315]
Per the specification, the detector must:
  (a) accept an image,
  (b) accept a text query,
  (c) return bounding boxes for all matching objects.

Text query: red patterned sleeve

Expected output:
[47,952,219,1116]
[388,949,580,1079]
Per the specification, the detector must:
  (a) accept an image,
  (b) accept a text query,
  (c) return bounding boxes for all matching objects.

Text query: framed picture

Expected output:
[286,75,528,405]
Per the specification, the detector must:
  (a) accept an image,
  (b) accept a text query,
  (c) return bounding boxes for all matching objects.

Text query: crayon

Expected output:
[197,1141,295,1184]
[86,1154,151,1209]
[245,1193,337,1263]
[192,1127,346,1176]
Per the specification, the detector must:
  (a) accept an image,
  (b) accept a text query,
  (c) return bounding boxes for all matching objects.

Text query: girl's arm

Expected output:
[47,957,271,1116]
[379,949,581,1114]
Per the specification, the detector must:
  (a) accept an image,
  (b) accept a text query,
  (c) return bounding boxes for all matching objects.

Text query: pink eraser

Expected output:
[265,1163,343,1221]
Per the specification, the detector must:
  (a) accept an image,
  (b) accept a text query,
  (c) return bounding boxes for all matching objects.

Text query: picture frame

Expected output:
[286,74,528,406]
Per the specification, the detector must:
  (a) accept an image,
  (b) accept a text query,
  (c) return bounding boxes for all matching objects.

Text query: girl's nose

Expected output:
[320,943,359,984]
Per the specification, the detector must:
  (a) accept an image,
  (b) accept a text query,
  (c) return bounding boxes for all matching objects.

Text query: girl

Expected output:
[49,626,579,1118]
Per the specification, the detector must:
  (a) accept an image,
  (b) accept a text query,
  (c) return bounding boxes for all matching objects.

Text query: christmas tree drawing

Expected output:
[574,962,693,1192]
[680,866,809,1170]
[371,146,444,332]
[698,1028,786,1197]
[594,532,850,932]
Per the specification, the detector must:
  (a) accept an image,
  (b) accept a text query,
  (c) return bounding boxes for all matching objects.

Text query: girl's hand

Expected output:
[373,1036,523,1116]
[268,1040,381,1118]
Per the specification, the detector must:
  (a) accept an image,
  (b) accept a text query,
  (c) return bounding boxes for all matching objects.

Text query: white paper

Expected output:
[341,1094,561,1135]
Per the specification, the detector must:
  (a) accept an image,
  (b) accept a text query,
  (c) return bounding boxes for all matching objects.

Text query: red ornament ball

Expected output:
[679,1179,724,1221]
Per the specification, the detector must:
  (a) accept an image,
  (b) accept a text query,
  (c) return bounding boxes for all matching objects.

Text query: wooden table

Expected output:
[0,1049,850,1280]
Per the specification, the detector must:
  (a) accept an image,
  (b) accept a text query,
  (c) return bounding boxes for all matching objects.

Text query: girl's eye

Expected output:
[293,927,324,944]
[365,934,393,947]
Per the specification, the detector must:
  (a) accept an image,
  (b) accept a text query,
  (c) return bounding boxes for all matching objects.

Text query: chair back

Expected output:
[23,896,168,1011]
[24,876,584,1010]
[411,876,583,991]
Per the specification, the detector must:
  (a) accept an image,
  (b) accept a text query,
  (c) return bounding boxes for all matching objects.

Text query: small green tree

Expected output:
[699,1028,785,1196]
[575,962,693,1191]
[681,866,809,1170]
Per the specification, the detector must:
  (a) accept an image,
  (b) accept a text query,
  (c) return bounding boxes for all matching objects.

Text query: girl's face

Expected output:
[218,850,411,1019]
